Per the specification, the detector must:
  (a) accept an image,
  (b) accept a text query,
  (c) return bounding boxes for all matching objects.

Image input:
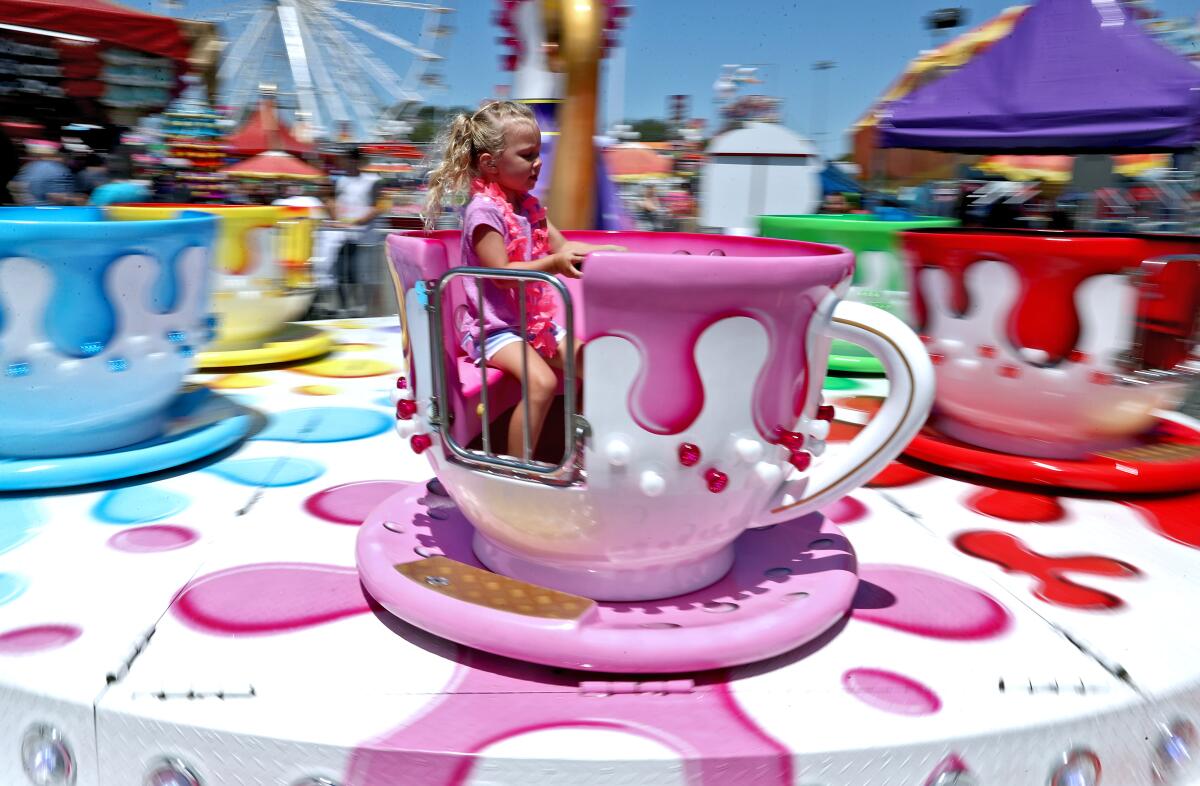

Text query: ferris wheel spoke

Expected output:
[329,0,451,12]
[292,0,350,128]
[315,10,421,104]
[227,22,277,111]
[401,3,442,95]
[276,0,325,133]
[308,12,389,136]
[321,3,442,61]
[218,6,276,83]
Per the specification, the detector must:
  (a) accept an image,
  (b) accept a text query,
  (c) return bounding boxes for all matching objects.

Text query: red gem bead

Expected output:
[773,426,806,451]
[930,353,945,366]
[978,344,997,358]
[1089,371,1111,385]
[410,433,432,454]
[999,364,1020,379]
[704,468,728,493]
[396,398,417,420]
[1068,350,1089,364]
[788,450,813,471]
[678,442,701,467]
[395,376,407,390]
[816,404,835,421]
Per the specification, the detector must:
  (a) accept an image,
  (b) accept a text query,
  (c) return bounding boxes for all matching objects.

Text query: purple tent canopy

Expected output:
[879,0,1200,153]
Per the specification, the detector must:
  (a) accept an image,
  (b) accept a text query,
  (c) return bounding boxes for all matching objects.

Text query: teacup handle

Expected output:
[754,300,935,526]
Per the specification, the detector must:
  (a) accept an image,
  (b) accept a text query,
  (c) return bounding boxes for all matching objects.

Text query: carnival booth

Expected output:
[700,122,822,234]
[225,96,314,159]
[0,0,217,130]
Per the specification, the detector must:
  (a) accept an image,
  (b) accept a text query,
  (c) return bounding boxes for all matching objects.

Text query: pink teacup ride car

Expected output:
[357,231,935,672]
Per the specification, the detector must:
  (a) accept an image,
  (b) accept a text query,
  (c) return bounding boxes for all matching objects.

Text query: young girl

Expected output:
[423,100,620,460]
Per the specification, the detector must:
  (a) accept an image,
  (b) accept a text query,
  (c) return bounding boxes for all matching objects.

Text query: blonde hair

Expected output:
[423,100,537,229]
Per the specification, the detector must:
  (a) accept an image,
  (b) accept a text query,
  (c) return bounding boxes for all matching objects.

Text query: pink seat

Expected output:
[386,231,567,447]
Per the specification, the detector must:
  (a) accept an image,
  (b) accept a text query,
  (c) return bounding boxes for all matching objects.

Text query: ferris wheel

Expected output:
[190,0,454,141]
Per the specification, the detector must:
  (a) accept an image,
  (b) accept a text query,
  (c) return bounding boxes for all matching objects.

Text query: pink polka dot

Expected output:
[107,525,198,553]
[0,624,82,655]
[304,480,415,526]
[173,562,370,636]
[822,495,868,524]
[853,564,1010,640]
[843,668,941,716]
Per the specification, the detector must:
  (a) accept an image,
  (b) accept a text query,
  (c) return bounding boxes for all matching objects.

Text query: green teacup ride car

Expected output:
[759,213,959,373]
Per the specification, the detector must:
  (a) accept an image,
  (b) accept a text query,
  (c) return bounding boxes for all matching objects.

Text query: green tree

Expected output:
[629,118,671,142]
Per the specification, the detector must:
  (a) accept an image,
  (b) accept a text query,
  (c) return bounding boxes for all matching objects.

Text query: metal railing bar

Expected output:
[519,278,531,462]
[428,267,580,479]
[477,277,490,456]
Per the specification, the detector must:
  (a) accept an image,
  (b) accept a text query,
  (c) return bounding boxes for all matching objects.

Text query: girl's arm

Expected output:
[473,225,583,278]
[546,219,626,255]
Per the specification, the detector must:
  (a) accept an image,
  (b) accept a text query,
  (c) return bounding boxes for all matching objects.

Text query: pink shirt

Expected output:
[457,194,535,346]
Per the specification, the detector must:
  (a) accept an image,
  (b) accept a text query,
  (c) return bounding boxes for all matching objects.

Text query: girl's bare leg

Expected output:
[487,341,559,460]
[546,336,584,378]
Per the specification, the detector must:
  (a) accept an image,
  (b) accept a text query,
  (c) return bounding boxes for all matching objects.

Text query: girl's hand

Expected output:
[561,240,626,255]
[547,249,585,279]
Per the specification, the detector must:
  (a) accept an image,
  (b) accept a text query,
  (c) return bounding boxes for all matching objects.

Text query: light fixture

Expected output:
[21,724,75,785]
[1050,749,1101,786]
[1153,719,1198,784]
[144,758,202,786]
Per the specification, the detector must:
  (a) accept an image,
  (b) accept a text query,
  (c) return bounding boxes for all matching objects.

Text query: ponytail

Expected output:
[422,100,537,230]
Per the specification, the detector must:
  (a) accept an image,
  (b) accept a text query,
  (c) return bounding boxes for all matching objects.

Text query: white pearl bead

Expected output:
[605,438,632,466]
[734,438,763,463]
[639,470,665,497]
[754,461,782,485]
[809,439,827,457]
[809,420,831,440]
[394,419,416,438]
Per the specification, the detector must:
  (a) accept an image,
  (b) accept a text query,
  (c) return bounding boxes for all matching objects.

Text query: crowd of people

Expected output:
[0,137,396,319]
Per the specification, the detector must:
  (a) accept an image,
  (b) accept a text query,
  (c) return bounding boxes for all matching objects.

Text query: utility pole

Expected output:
[811,60,835,157]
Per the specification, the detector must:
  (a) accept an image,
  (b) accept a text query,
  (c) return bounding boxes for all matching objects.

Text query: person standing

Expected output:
[11,140,80,206]
[330,147,387,316]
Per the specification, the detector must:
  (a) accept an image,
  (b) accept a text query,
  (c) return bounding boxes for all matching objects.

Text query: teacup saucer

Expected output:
[196,323,333,369]
[0,387,253,491]
[904,416,1200,495]
[357,481,859,673]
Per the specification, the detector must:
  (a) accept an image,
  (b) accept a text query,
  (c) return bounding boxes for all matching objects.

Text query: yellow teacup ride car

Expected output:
[110,204,331,367]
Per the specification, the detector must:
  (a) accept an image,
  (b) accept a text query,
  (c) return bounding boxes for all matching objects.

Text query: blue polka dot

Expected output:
[93,486,190,525]
[0,500,45,556]
[207,457,326,487]
[0,573,29,606]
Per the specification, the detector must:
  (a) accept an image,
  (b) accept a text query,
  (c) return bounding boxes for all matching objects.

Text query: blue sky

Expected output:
[138,0,1198,154]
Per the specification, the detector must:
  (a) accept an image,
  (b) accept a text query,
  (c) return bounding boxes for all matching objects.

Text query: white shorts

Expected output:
[463,324,567,363]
